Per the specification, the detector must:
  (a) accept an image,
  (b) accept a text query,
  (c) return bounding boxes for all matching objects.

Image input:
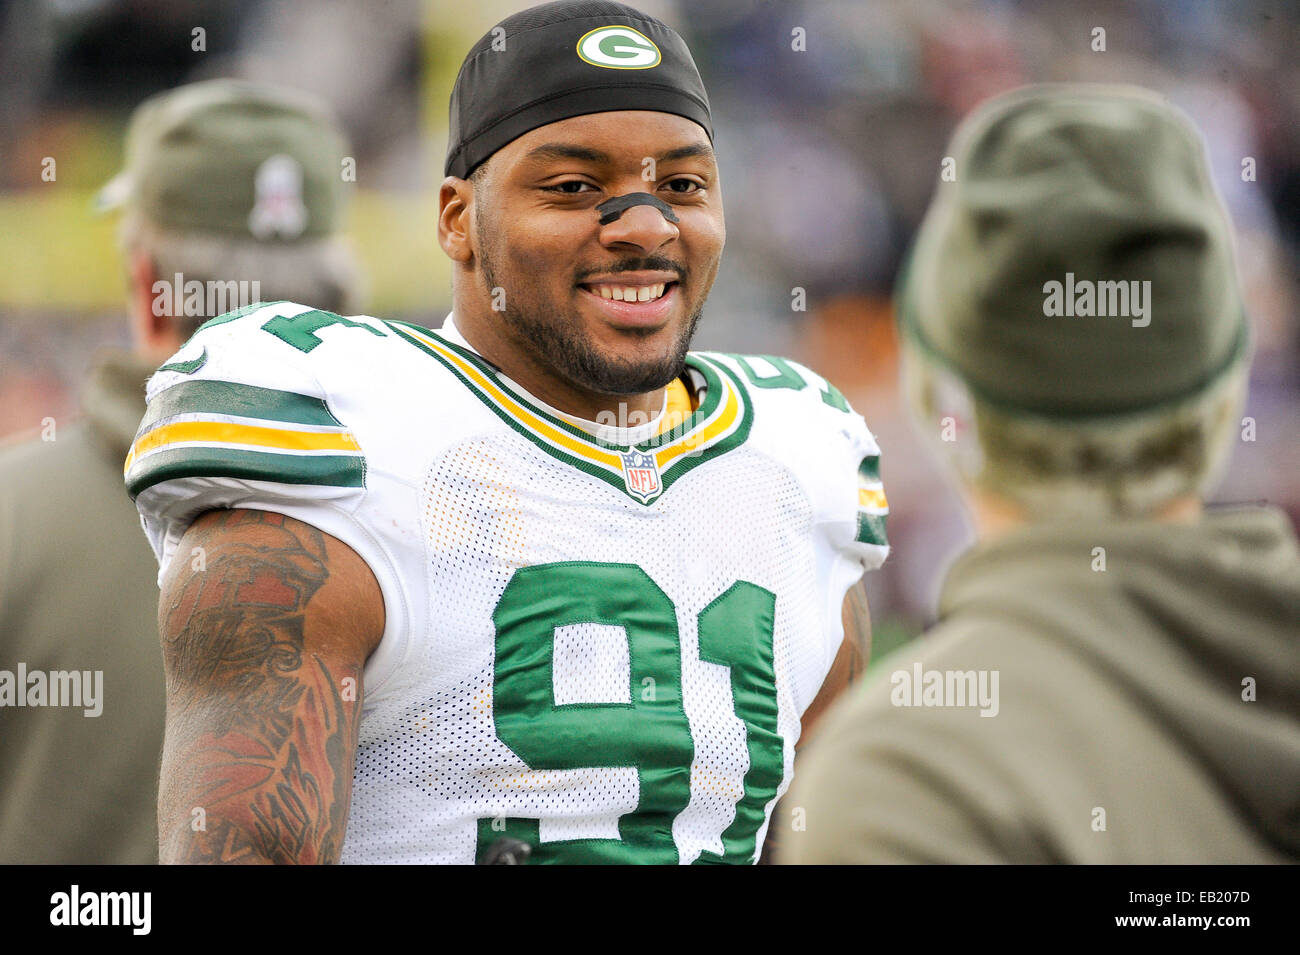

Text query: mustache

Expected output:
[574,256,687,284]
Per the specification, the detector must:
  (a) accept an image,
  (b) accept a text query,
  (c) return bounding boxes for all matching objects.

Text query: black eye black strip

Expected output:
[595,192,681,226]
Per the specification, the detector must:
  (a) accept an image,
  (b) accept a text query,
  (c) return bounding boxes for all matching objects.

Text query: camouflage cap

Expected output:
[97,79,349,242]
[896,84,1249,417]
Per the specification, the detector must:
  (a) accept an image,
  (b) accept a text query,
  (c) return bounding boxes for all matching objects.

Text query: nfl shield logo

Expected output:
[620,449,662,503]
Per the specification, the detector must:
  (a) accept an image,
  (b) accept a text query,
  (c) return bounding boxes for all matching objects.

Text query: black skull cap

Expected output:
[445,1,713,179]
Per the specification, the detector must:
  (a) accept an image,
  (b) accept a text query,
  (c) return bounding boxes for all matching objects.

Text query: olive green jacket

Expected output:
[0,350,164,863]
[782,508,1300,863]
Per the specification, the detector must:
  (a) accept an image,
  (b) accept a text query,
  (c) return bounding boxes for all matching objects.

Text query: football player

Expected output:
[129,0,889,864]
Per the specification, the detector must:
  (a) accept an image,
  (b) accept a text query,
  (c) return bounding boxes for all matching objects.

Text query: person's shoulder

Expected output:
[818,611,1106,757]
[782,619,1041,864]
[0,421,102,501]
[125,301,396,504]
[696,351,888,558]
[160,300,401,389]
[697,352,857,419]
[693,352,880,459]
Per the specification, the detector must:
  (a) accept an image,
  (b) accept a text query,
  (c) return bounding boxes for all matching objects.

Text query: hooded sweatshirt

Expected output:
[781,507,1300,863]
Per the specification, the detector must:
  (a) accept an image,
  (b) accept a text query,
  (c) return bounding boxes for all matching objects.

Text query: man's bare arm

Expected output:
[798,580,872,746]
[156,508,384,864]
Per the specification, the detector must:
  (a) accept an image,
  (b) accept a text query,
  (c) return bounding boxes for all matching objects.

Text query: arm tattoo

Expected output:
[160,510,363,864]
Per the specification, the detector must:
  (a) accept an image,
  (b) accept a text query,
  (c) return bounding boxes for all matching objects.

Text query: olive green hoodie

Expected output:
[782,507,1300,863]
[0,350,165,863]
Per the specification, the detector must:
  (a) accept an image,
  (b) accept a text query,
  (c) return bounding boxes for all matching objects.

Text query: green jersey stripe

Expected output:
[858,454,881,484]
[127,446,364,499]
[653,355,753,485]
[855,511,888,547]
[137,379,342,438]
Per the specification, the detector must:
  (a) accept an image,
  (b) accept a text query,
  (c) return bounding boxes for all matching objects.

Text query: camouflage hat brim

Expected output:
[93,171,133,213]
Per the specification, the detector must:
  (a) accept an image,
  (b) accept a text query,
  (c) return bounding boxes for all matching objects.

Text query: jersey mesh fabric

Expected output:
[340,431,824,864]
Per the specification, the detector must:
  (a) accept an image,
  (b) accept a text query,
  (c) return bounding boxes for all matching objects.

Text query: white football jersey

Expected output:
[128,301,889,864]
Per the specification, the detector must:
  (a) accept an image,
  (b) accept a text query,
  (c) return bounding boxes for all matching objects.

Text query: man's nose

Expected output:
[598,201,679,254]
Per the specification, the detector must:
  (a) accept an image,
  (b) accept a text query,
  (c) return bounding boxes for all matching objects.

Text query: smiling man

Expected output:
[128,0,889,864]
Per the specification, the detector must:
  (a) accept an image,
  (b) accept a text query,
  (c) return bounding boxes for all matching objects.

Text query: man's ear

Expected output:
[128,248,164,337]
[438,176,475,264]
[127,248,183,357]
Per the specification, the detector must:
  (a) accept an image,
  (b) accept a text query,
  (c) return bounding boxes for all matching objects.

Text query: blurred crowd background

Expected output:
[2,0,1297,654]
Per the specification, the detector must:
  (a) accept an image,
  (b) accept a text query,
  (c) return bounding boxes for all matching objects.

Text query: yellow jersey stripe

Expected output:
[858,487,888,510]
[655,388,738,470]
[402,327,624,471]
[127,420,360,474]
[653,377,695,437]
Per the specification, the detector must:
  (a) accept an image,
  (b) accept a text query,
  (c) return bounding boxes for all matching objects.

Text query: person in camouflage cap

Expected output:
[103,78,361,348]
[0,79,359,863]
[780,84,1300,864]
[894,83,1251,520]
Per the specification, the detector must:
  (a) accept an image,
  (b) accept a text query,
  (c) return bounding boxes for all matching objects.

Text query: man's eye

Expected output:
[664,178,702,194]
[544,181,595,194]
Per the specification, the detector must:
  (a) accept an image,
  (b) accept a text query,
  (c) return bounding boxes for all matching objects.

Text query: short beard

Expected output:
[477,214,701,397]
[501,295,701,396]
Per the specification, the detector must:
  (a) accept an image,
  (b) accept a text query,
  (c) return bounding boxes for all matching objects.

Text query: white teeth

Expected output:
[590,283,669,302]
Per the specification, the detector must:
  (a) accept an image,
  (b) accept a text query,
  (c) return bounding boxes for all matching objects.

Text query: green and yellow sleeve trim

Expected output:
[125,379,364,498]
[854,454,889,547]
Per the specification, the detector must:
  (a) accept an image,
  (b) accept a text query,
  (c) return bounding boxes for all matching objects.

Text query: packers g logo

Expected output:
[576,26,661,69]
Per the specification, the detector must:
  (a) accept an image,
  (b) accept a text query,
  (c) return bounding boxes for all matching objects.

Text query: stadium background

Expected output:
[1,0,1297,658]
